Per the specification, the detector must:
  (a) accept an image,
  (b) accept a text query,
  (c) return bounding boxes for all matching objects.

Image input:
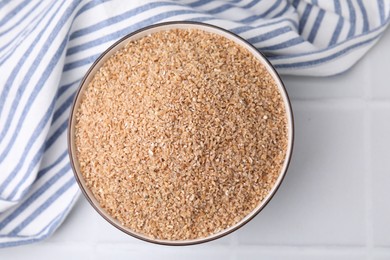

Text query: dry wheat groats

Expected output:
[74,28,289,241]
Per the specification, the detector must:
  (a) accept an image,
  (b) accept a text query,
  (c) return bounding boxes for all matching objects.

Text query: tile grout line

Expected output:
[364,103,374,260]
[362,59,374,260]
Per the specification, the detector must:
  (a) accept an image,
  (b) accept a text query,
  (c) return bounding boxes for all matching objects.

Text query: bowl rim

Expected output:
[68,21,295,246]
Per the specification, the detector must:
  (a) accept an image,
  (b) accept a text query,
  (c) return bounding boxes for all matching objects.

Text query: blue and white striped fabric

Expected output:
[0,0,389,248]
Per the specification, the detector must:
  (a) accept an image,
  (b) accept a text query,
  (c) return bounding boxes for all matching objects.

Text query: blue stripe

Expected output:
[56,2,390,73]
[247,26,291,44]
[329,0,343,46]
[0,0,106,164]
[186,16,214,22]
[52,93,76,122]
[69,1,181,40]
[0,0,31,26]
[44,120,69,153]
[187,0,209,8]
[292,0,300,8]
[232,18,297,34]
[0,1,84,200]
[0,47,16,66]
[0,0,67,125]
[57,80,80,97]
[8,91,82,200]
[0,34,70,165]
[329,17,344,46]
[12,117,71,200]
[378,0,385,24]
[0,1,50,52]
[0,46,16,66]
[66,8,209,57]
[260,37,305,51]
[312,0,318,5]
[67,25,279,71]
[37,151,68,179]
[261,0,283,18]
[64,18,298,72]
[0,98,57,198]
[232,25,261,34]
[274,33,381,68]
[307,9,325,43]
[68,9,299,59]
[242,0,258,9]
[9,88,77,200]
[334,0,341,13]
[0,0,106,65]
[7,93,74,201]
[357,0,369,32]
[188,0,243,7]
[299,3,313,34]
[0,0,12,9]
[77,0,108,14]
[0,216,62,239]
[0,1,56,64]
[238,0,283,23]
[207,3,233,14]
[273,1,291,18]
[66,0,295,58]
[0,214,63,248]
[0,193,78,247]
[64,54,100,71]
[9,177,75,235]
[239,0,283,24]
[271,21,387,61]
[65,0,247,54]
[0,0,104,116]
[0,164,71,229]
[0,0,45,38]
[347,0,356,38]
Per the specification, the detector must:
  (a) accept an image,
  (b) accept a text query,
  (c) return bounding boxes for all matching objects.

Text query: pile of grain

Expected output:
[75,28,288,240]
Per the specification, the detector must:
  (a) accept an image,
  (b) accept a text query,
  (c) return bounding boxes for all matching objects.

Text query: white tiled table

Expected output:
[1,29,390,260]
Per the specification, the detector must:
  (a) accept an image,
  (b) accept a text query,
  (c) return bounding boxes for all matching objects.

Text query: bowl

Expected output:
[68,21,294,245]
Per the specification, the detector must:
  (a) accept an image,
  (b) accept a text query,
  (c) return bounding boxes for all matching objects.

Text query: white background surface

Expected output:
[1,28,390,260]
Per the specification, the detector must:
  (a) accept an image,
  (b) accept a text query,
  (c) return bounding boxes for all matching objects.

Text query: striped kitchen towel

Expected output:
[0,0,389,248]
